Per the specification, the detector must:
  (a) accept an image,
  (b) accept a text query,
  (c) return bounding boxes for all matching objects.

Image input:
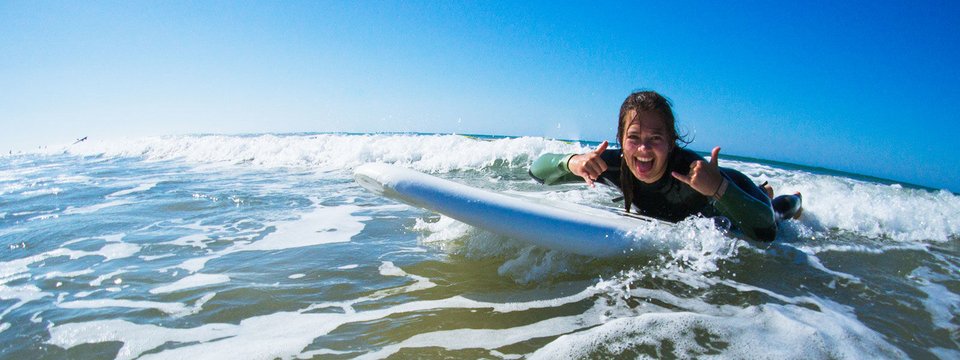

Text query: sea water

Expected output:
[1,133,957,359]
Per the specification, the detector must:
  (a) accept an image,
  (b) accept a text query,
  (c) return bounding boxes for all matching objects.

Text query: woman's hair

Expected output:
[616,90,690,213]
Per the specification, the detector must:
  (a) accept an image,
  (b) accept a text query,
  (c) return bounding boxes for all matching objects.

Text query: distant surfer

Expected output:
[72,136,88,145]
[530,90,802,242]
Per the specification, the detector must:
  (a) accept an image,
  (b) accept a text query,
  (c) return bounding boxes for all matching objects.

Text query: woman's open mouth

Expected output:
[635,156,655,174]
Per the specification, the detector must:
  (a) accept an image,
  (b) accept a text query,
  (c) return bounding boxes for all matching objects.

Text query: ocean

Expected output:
[1,133,957,359]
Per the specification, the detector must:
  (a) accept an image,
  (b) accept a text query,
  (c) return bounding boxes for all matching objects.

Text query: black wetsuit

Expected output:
[530,148,792,242]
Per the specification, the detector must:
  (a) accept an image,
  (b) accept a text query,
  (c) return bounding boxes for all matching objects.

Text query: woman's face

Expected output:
[621,111,673,184]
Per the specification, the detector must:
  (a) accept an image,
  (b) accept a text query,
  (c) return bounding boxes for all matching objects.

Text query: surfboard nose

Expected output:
[354,164,389,196]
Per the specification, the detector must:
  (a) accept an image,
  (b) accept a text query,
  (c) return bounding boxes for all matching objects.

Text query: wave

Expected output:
[53,133,586,172]
[35,133,960,245]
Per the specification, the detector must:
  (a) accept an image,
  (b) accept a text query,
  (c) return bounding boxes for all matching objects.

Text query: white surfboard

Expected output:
[354,163,673,257]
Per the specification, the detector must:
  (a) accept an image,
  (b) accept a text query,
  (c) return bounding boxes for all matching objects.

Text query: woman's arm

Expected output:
[529,153,580,185]
[530,141,613,186]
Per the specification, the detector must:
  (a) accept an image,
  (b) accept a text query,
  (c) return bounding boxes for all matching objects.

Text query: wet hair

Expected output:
[616,90,690,213]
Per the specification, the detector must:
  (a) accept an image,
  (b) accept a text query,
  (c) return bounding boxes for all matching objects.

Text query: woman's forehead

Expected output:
[625,114,667,132]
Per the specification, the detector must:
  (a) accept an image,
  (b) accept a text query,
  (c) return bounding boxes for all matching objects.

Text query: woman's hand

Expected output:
[672,146,727,198]
[568,141,608,187]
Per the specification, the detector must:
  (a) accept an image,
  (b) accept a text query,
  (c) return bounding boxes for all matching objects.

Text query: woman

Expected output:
[529,90,801,242]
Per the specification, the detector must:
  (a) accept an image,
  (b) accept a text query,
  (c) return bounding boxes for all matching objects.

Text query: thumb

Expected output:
[710,146,721,168]
[593,140,609,154]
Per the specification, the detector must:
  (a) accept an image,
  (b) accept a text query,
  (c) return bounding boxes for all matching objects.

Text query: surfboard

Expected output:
[354,163,673,257]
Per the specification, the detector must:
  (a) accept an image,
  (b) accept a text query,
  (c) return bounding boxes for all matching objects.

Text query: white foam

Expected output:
[149,274,230,294]
[803,243,930,254]
[0,284,52,323]
[148,204,369,278]
[52,133,960,243]
[371,261,436,297]
[57,292,215,318]
[13,133,959,359]
[166,234,211,249]
[0,183,23,196]
[140,254,176,261]
[910,267,960,332]
[801,178,955,242]
[58,299,189,316]
[651,216,735,273]
[21,187,63,197]
[377,261,407,277]
[90,269,130,287]
[530,301,905,359]
[174,256,215,273]
[63,199,132,215]
[97,243,141,261]
[26,213,59,222]
[356,301,609,360]
[74,290,99,298]
[413,214,581,284]
[36,269,95,280]
[106,182,158,198]
[48,286,598,360]
[414,210,737,284]
[497,246,578,284]
[61,134,581,172]
[2,241,140,286]
[54,174,94,184]
[754,243,863,283]
[722,159,960,243]
[57,247,889,360]
[239,204,369,251]
[414,215,475,246]
[48,319,237,360]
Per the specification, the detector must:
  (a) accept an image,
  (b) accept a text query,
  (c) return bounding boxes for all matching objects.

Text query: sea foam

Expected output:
[4,133,955,358]
[55,133,959,244]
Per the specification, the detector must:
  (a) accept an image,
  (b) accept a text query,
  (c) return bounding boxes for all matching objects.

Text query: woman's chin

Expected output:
[632,169,662,184]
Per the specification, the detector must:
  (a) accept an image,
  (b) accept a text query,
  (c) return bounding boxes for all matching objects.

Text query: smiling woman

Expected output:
[530,90,802,241]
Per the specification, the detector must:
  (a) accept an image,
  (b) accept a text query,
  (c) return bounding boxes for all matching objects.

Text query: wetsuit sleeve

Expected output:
[529,153,580,185]
[529,149,623,185]
[712,169,777,242]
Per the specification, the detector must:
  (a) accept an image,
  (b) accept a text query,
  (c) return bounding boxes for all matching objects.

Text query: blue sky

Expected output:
[2,1,959,191]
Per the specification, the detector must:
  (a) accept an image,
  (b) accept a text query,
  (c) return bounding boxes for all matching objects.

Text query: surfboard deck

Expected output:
[354,163,673,257]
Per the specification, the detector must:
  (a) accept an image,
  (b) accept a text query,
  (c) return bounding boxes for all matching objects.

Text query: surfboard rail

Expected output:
[354,163,669,257]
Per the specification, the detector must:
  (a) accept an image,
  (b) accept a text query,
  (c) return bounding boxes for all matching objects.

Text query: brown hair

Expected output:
[616,90,690,213]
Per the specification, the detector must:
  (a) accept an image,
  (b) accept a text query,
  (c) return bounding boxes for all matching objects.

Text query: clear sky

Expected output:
[2,1,959,191]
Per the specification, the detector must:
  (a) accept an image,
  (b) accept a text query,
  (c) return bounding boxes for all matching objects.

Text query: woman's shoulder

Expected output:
[672,147,707,166]
[600,148,622,163]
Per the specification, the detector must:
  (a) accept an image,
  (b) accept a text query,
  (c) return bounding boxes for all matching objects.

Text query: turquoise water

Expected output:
[1,133,958,359]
